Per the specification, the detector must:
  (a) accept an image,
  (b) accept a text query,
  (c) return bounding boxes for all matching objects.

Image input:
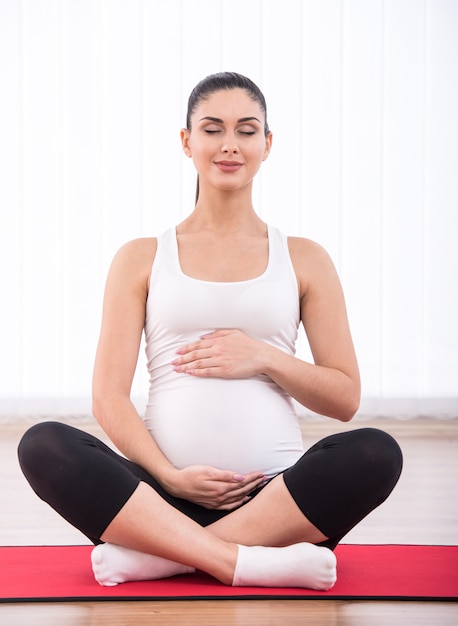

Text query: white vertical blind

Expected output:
[0,0,457,418]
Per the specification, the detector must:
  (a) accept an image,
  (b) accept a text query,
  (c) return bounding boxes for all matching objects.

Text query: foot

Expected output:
[91,543,195,586]
[232,542,337,590]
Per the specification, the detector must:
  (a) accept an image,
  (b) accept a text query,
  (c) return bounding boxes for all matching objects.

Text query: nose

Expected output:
[221,133,239,154]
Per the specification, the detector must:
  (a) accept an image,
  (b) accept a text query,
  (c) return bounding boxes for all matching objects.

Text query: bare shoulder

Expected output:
[287,236,344,305]
[287,236,338,289]
[107,237,158,292]
[287,236,331,263]
[114,237,157,262]
[113,237,157,265]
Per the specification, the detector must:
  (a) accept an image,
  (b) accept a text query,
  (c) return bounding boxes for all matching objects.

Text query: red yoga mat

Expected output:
[1,544,457,602]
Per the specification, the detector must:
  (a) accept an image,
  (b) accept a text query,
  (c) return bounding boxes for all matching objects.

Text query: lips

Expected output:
[215,161,244,172]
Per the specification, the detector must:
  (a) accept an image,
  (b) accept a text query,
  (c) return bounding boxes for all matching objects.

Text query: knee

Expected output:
[18,421,69,481]
[356,428,403,493]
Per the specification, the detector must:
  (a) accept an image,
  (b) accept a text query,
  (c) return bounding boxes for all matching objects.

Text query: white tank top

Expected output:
[143,225,304,478]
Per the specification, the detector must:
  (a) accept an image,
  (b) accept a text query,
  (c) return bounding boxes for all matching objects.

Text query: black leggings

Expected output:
[18,422,402,550]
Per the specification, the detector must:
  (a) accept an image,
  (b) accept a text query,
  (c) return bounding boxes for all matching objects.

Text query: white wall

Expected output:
[1,0,457,419]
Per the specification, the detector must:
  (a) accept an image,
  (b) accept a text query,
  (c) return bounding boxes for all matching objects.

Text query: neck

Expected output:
[182,182,264,234]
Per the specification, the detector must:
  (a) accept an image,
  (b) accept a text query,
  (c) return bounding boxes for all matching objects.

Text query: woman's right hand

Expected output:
[162,465,267,511]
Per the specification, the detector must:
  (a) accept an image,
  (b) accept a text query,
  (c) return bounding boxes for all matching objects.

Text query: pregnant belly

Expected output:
[143,376,304,478]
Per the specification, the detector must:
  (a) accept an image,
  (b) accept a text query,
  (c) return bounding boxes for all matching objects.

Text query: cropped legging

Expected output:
[18,422,403,550]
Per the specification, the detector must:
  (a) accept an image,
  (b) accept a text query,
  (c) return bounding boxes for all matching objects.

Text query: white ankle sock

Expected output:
[91,543,195,586]
[232,543,337,590]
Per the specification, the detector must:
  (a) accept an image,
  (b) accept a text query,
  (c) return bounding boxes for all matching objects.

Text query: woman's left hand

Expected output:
[171,329,270,379]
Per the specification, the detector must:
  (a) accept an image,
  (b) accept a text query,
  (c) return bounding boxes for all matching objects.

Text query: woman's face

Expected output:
[181,88,272,195]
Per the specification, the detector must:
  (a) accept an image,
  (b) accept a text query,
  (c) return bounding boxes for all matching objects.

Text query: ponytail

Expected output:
[195,175,200,205]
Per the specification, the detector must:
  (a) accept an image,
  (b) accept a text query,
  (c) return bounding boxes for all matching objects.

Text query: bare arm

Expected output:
[92,238,174,478]
[263,237,360,421]
[92,239,264,508]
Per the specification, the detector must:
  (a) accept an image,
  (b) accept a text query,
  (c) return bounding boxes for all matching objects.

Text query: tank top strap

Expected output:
[266,225,298,287]
[267,224,284,263]
[151,227,179,280]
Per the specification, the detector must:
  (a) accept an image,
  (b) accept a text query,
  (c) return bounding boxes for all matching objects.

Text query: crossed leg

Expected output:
[92,476,336,589]
[18,423,402,589]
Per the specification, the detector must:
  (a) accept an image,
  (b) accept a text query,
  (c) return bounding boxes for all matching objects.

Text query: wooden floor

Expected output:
[1,417,457,625]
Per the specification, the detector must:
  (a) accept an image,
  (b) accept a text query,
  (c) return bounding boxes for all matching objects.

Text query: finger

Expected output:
[220,478,267,502]
[172,349,207,364]
[175,339,212,356]
[243,471,267,483]
[214,472,266,491]
[195,468,246,484]
[171,354,216,373]
[183,367,220,377]
[231,473,267,491]
[215,480,263,502]
[215,492,256,511]
[197,493,244,510]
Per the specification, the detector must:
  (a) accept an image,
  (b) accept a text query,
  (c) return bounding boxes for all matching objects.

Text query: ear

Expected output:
[262,132,273,161]
[181,128,192,157]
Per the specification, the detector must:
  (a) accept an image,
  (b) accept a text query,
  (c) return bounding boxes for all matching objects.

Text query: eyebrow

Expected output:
[199,116,261,124]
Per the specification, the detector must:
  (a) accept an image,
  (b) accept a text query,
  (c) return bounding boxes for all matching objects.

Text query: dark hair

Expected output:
[186,72,270,203]
[186,72,270,136]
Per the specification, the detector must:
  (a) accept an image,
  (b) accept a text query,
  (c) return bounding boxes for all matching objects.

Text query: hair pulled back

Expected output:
[186,72,269,136]
[186,72,270,203]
